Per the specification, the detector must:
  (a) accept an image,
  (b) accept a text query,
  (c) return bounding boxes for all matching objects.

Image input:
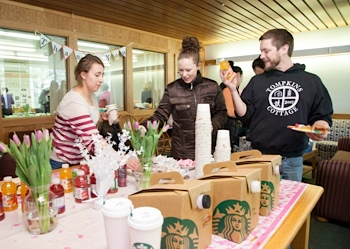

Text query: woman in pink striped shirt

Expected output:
[50,54,140,171]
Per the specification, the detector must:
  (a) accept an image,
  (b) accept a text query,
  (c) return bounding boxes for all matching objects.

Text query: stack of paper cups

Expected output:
[214,129,231,162]
[102,198,133,249]
[195,104,212,179]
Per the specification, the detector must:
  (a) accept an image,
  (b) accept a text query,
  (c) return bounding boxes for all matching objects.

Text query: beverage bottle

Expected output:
[1,176,18,212]
[118,165,127,187]
[79,161,90,184]
[0,192,5,221]
[108,170,118,194]
[74,170,90,203]
[20,181,29,212]
[90,173,97,198]
[50,177,65,214]
[219,59,233,79]
[60,163,73,193]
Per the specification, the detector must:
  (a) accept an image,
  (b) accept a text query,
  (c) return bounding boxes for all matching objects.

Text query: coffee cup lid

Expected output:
[128,206,163,230]
[102,198,133,218]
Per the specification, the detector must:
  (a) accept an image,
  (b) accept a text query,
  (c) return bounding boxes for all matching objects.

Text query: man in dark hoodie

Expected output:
[220,29,333,182]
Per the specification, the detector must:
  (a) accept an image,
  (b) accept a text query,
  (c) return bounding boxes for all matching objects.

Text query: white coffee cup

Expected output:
[102,198,133,249]
[106,104,118,125]
[216,129,230,149]
[128,206,163,249]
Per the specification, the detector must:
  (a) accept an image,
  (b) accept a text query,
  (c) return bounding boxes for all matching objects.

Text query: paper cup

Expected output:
[216,130,230,149]
[106,104,118,125]
[102,198,133,249]
[196,103,211,122]
[128,206,163,249]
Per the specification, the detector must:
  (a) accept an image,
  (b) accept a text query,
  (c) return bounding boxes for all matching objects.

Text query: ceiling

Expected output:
[12,0,350,46]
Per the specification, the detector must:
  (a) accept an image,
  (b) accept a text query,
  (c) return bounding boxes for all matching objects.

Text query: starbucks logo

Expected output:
[132,243,153,249]
[161,217,199,249]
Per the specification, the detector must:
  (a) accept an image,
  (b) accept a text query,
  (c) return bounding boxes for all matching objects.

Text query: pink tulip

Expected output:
[43,129,50,141]
[36,130,43,143]
[127,121,132,130]
[134,121,139,130]
[152,120,157,129]
[12,134,21,146]
[163,124,170,132]
[24,135,31,148]
[0,143,7,153]
[147,120,151,129]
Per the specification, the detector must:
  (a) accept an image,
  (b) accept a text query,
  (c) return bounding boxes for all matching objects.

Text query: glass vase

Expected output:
[134,157,154,190]
[23,185,58,235]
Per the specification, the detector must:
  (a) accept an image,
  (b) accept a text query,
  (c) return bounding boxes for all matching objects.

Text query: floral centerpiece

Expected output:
[75,133,131,209]
[0,129,57,234]
[123,120,169,189]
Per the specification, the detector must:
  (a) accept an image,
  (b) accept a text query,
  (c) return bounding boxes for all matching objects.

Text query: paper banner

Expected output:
[104,52,111,62]
[112,49,120,60]
[63,46,73,60]
[119,46,127,57]
[94,53,104,61]
[51,41,62,55]
[74,50,85,62]
[40,33,51,48]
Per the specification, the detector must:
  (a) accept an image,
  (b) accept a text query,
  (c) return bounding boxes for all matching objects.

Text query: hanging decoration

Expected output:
[35,31,133,62]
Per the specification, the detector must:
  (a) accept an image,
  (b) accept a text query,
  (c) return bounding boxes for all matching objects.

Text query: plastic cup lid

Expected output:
[102,198,133,217]
[128,206,163,230]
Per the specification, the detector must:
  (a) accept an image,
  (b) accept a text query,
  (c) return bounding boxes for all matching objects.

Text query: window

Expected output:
[77,40,125,110]
[0,28,67,118]
[132,49,165,110]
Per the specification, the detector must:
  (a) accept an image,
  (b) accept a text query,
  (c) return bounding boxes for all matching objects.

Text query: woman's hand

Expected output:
[127,157,142,172]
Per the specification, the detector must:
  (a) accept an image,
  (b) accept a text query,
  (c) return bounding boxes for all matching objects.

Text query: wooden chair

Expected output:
[157,131,172,156]
[0,153,17,181]
[118,113,138,130]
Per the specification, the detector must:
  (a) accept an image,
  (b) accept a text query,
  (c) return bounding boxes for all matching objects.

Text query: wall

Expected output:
[0,0,182,143]
[205,26,350,114]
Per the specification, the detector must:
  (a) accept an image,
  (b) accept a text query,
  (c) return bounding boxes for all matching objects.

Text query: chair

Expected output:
[315,159,350,224]
[0,153,17,181]
[118,113,137,130]
[157,131,172,156]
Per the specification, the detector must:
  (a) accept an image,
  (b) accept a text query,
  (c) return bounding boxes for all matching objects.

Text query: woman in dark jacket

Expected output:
[148,37,227,160]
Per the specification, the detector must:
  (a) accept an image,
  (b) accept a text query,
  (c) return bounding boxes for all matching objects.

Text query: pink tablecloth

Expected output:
[0,178,307,249]
[209,180,307,249]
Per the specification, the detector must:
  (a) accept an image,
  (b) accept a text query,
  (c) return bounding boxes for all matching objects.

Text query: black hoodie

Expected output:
[238,63,333,157]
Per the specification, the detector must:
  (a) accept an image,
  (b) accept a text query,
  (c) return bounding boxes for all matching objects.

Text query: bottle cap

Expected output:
[51,177,60,185]
[62,163,69,168]
[3,176,12,182]
[77,170,84,176]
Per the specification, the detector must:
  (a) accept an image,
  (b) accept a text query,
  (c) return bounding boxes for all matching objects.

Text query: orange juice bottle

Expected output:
[20,181,29,212]
[1,176,18,212]
[60,163,73,193]
[219,59,233,79]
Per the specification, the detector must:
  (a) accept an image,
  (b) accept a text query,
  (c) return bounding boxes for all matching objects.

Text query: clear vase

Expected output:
[134,157,154,190]
[23,185,58,235]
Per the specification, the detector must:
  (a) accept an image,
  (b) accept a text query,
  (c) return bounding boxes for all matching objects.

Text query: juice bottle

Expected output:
[1,176,18,212]
[90,173,97,198]
[108,170,118,194]
[118,165,127,187]
[50,177,65,214]
[74,170,90,203]
[20,181,29,212]
[71,169,79,197]
[0,192,5,221]
[79,161,90,184]
[60,163,73,193]
[219,59,233,79]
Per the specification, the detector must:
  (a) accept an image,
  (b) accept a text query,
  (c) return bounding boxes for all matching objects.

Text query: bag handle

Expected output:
[203,161,238,175]
[150,171,184,185]
[230,149,262,161]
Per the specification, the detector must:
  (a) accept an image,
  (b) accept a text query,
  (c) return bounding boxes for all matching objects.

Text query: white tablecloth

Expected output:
[0,176,307,249]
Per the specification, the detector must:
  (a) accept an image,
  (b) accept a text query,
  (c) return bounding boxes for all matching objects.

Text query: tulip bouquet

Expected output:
[0,129,56,234]
[123,120,169,189]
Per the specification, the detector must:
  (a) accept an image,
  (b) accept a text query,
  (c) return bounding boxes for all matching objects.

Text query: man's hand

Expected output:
[307,120,330,141]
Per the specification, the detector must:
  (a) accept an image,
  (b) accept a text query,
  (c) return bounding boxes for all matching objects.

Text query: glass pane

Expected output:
[77,40,125,111]
[132,49,165,110]
[0,28,67,118]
